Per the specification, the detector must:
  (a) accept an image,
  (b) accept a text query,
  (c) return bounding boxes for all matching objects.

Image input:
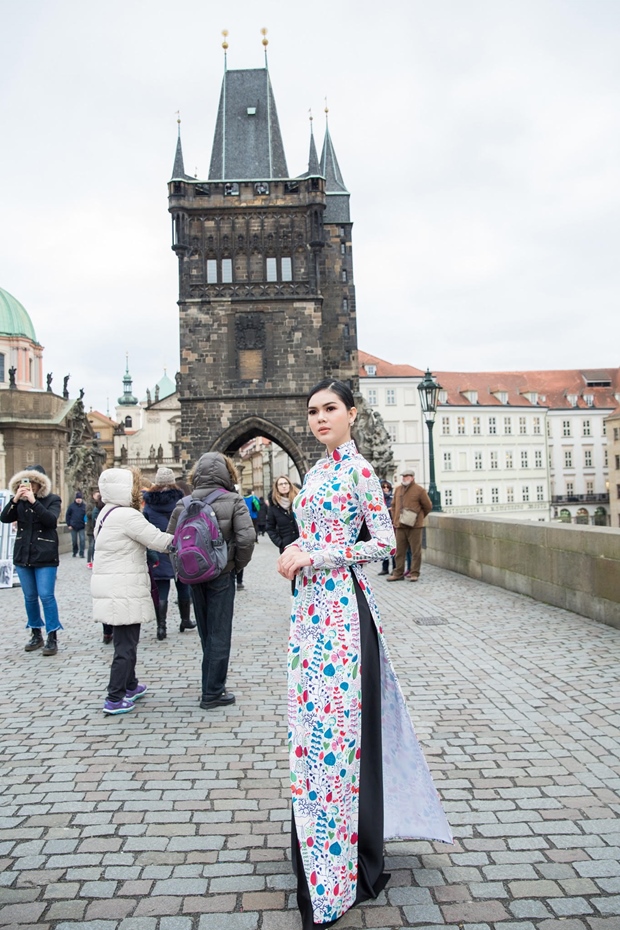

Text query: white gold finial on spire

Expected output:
[222,29,229,70]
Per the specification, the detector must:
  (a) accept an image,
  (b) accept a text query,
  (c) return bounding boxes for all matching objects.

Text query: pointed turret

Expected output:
[307,120,320,176]
[118,355,138,407]
[320,121,348,193]
[208,68,288,180]
[171,123,189,181]
[320,118,350,223]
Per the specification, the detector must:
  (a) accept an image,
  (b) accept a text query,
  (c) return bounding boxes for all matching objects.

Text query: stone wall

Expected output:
[425,513,620,628]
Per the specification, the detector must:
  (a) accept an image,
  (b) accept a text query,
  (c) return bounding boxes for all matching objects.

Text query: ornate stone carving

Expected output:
[235,314,266,350]
[352,394,395,481]
[66,398,107,492]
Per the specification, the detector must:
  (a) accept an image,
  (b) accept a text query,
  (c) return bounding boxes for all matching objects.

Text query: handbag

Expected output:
[399,508,417,528]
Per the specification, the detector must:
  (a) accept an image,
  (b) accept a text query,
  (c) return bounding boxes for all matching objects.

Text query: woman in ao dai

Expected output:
[277,380,452,929]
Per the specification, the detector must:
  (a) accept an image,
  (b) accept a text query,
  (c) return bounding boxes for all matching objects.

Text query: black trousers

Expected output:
[292,573,389,928]
[108,624,140,702]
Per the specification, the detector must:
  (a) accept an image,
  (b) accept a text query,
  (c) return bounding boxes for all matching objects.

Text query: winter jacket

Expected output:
[266,495,300,553]
[167,453,255,575]
[91,469,173,626]
[65,500,86,530]
[0,469,61,567]
[391,481,432,529]
[142,487,183,580]
[86,499,102,537]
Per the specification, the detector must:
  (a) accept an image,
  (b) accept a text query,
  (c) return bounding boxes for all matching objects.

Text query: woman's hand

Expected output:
[277,545,312,580]
[14,485,35,505]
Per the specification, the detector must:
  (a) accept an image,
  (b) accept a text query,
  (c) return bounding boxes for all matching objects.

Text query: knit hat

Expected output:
[75,491,83,500]
[25,464,46,475]
[154,466,176,486]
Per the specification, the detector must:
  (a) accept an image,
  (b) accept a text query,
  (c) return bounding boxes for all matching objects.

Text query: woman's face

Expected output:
[276,478,291,495]
[307,389,356,454]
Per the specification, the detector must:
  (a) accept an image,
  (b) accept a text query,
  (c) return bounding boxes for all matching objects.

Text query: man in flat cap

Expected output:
[386,469,432,583]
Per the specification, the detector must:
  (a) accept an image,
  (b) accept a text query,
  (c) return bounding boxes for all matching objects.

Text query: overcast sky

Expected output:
[1,0,619,415]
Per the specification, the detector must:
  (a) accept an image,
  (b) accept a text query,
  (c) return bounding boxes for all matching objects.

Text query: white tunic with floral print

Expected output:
[288,440,452,924]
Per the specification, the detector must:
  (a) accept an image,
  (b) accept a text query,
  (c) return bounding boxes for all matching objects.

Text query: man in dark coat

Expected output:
[66,492,86,558]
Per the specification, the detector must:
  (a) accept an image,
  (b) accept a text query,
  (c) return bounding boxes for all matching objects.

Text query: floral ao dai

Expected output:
[288,441,452,924]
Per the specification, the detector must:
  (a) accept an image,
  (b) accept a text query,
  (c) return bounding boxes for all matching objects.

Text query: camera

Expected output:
[21,478,30,485]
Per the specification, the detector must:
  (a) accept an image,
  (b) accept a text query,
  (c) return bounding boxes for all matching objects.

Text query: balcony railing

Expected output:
[551,493,609,505]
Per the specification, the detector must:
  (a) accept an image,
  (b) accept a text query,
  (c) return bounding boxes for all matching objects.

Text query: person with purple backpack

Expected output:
[167,452,255,709]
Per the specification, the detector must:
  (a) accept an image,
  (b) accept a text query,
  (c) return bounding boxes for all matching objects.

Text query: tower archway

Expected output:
[209,415,307,483]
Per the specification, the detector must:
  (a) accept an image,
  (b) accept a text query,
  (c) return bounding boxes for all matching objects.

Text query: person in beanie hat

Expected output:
[66,491,87,558]
[0,465,63,655]
[142,467,196,639]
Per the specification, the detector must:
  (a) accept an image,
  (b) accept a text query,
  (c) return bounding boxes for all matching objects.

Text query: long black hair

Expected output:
[306,378,355,409]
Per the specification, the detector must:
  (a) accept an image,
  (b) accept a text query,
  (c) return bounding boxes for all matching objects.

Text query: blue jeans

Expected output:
[190,570,236,700]
[71,527,85,557]
[15,565,63,633]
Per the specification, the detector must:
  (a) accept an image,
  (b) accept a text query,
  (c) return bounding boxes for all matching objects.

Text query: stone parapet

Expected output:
[425,513,620,628]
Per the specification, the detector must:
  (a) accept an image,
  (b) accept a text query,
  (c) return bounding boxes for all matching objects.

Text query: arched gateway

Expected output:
[168,56,358,478]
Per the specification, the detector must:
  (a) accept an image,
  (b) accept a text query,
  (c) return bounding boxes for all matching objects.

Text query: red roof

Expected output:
[358,350,425,378]
[359,352,620,411]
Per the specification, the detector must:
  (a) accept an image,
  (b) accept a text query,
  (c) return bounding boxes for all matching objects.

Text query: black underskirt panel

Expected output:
[291,572,390,928]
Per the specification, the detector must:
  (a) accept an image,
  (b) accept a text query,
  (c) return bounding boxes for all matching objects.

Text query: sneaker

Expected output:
[87,562,93,569]
[200,691,236,710]
[377,569,389,576]
[237,583,245,591]
[125,683,147,702]
[386,575,404,582]
[103,633,113,644]
[103,698,134,715]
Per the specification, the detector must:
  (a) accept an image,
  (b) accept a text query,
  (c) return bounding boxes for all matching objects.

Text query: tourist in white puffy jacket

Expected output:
[92,468,173,716]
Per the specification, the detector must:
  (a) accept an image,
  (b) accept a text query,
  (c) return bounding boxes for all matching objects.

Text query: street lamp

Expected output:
[417,368,442,512]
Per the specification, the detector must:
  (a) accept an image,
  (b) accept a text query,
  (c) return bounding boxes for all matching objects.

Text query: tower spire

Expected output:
[171,113,187,180]
[320,105,348,193]
[307,110,320,175]
[222,29,228,71]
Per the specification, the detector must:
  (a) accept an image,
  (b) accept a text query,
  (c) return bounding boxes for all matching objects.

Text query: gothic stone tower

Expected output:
[168,63,358,477]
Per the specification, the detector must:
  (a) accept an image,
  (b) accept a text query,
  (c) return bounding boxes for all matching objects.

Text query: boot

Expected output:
[179,599,196,632]
[156,601,168,641]
[42,631,58,656]
[25,628,44,652]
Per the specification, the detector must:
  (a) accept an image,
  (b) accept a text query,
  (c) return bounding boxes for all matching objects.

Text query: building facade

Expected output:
[607,408,620,528]
[359,352,618,524]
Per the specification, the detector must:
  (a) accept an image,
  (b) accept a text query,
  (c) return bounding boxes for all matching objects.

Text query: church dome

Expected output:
[155,370,176,400]
[0,287,39,342]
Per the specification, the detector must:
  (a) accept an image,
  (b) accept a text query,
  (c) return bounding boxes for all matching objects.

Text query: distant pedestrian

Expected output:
[92,468,173,716]
[66,491,86,558]
[256,496,268,537]
[378,479,396,575]
[0,465,63,655]
[85,490,102,568]
[387,470,432,583]
[266,475,300,553]
[167,453,255,710]
[143,466,195,640]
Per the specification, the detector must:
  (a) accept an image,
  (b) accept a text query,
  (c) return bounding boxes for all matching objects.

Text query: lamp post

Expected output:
[417,368,442,512]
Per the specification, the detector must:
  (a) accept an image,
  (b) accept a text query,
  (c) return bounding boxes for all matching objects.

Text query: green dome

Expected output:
[0,287,38,342]
[155,370,176,400]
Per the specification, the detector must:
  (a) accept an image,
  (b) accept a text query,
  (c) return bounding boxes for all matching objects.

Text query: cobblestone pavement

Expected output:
[1,540,620,930]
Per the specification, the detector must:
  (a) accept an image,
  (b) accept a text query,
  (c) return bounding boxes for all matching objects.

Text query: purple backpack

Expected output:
[170,490,228,584]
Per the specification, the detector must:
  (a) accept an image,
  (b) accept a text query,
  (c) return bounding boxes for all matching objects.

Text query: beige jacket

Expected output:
[91,469,172,626]
[391,481,433,529]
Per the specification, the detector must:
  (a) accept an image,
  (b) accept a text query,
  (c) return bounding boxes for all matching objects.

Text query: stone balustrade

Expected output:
[425,513,620,628]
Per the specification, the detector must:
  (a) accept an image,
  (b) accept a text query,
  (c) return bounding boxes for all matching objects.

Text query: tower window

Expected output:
[343,298,348,311]
[0,352,4,381]
[125,416,133,428]
[266,257,277,282]
[341,270,348,283]
[207,259,217,283]
[281,257,293,282]
[221,258,233,283]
